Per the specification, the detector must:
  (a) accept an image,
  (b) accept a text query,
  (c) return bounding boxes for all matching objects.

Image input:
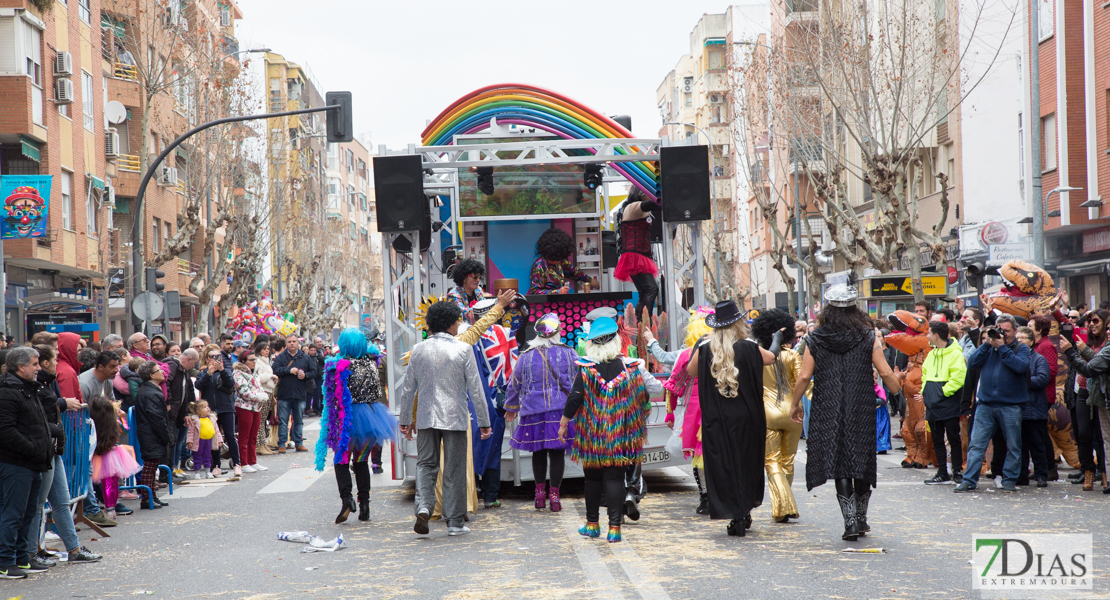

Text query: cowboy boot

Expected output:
[855,481,871,535]
[835,479,858,541]
[549,487,562,512]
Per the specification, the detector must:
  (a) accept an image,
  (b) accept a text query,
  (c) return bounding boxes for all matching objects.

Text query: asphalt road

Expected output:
[12,418,1110,600]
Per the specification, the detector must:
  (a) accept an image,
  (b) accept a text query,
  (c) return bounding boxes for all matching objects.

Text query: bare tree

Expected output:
[734,0,1015,302]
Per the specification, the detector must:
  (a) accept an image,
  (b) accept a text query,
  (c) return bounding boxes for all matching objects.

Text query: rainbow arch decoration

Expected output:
[420,84,660,200]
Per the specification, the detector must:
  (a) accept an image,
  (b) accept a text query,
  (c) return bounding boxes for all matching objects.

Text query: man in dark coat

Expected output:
[166,348,199,473]
[0,347,53,577]
[271,335,317,453]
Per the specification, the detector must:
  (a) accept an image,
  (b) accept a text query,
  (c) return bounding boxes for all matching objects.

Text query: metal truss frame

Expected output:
[416,138,662,169]
[661,222,705,352]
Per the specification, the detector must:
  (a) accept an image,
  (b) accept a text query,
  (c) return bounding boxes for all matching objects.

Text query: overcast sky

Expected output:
[234,0,739,152]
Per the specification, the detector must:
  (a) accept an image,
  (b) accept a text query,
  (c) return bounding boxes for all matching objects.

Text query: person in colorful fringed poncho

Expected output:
[558,316,662,544]
[314,328,398,524]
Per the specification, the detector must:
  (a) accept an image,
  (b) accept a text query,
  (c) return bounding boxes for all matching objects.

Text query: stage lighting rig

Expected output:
[583,163,603,190]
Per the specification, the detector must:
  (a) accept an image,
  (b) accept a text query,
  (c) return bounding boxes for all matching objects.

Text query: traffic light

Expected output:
[325,91,353,143]
[964,260,999,292]
[145,267,165,293]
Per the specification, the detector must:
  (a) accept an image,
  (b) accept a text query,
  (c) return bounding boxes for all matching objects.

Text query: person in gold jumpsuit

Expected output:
[751,309,807,523]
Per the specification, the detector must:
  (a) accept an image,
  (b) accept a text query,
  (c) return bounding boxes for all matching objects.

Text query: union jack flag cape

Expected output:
[478,324,519,393]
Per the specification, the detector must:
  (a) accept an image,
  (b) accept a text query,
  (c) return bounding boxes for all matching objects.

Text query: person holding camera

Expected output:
[196,337,239,476]
[955,314,1031,493]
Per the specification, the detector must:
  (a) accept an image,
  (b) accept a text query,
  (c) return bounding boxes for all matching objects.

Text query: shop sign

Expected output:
[1083,226,1110,254]
[988,243,1031,265]
[868,275,947,297]
[980,221,1009,246]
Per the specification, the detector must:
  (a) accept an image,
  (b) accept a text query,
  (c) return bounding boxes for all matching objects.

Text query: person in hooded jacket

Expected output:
[1017,327,1053,487]
[54,333,84,406]
[133,361,171,509]
[26,346,101,567]
[0,347,53,578]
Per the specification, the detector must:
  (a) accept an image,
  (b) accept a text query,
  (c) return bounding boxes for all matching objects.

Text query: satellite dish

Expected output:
[105,101,127,125]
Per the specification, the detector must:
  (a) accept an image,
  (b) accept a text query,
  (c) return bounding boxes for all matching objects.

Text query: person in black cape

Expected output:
[687,300,778,537]
[790,278,901,541]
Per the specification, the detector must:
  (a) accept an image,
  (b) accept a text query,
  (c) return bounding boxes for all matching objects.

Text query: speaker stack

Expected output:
[373,155,431,252]
[660,145,711,223]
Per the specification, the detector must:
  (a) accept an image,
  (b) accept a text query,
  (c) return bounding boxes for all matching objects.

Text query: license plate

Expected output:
[643,450,671,464]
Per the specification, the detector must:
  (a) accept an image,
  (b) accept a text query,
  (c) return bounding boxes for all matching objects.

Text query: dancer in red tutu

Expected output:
[613,187,660,317]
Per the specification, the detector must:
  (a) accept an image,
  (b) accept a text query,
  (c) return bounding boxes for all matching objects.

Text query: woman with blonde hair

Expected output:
[687,300,778,536]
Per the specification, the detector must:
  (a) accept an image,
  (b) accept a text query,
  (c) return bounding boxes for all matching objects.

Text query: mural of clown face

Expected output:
[3,186,46,239]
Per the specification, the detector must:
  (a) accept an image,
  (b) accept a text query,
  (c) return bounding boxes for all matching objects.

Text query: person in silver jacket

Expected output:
[397,300,491,537]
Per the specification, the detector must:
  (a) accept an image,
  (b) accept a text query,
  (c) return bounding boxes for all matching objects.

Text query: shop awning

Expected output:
[86,174,105,190]
[101,13,126,38]
[4,256,105,280]
[1052,258,1110,277]
[19,136,40,162]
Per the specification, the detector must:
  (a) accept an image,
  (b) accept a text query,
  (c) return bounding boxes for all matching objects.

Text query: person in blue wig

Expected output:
[314,328,398,523]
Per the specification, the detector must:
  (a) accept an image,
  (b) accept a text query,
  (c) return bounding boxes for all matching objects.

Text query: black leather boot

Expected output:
[693,467,709,515]
[835,479,858,541]
[854,479,871,536]
[335,463,355,523]
[353,461,371,521]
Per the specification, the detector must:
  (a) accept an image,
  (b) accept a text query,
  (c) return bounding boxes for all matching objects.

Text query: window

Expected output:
[1042,113,1057,171]
[153,217,161,251]
[1105,90,1110,151]
[102,71,108,130]
[684,92,692,107]
[61,171,73,230]
[86,183,97,235]
[935,0,946,21]
[82,71,94,130]
[1038,0,1052,41]
[78,0,90,24]
[936,86,948,125]
[25,24,42,125]
[164,221,172,248]
[346,149,354,171]
[707,49,723,70]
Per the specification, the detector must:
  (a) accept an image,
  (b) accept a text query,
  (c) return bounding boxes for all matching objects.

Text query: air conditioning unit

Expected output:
[709,94,720,103]
[105,130,120,157]
[55,78,74,104]
[177,13,189,31]
[104,185,116,209]
[158,166,178,187]
[682,77,693,93]
[54,51,73,76]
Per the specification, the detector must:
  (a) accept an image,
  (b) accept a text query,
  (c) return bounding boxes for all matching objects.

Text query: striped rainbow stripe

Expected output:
[420,84,660,199]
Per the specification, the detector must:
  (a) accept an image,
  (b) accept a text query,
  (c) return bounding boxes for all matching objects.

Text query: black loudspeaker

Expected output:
[661,145,711,222]
[390,198,431,253]
[601,231,618,269]
[374,155,425,232]
[650,204,663,242]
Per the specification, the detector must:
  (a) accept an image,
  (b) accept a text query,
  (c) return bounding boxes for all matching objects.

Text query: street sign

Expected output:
[133,290,164,321]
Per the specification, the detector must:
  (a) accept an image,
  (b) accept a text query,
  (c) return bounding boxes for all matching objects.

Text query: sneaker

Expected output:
[414,508,430,535]
[447,526,471,536]
[1036,478,1048,488]
[0,566,26,579]
[252,463,268,472]
[205,471,215,479]
[85,512,118,527]
[114,503,133,516]
[372,465,384,475]
[1000,483,1018,493]
[212,467,222,477]
[233,465,243,477]
[67,546,102,563]
[30,551,56,568]
[120,491,140,500]
[278,447,287,454]
[953,472,964,485]
[17,558,48,574]
[483,500,500,509]
[173,468,185,477]
[240,464,254,474]
[953,482,977,493]
[295,445,309,452]
[924,473,952,485]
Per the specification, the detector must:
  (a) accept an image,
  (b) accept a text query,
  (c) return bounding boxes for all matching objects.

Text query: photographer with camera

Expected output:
[955,314,1031,493]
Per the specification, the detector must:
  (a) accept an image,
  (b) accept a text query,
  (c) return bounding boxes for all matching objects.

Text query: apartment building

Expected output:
[101,0,244,340]
[325,136,381,330]
[655,12,739,302]
[0,0,111,342]
[1030,0,1110,303]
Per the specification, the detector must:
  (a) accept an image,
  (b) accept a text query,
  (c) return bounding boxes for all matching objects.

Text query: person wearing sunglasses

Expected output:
[1060,310,1110,491]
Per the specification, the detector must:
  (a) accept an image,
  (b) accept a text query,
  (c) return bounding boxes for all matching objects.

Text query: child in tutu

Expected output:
[89,396,141,520]
[186,401,224,479]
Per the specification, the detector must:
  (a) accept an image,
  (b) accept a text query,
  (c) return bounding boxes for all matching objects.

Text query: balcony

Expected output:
[113,62,138,82]
[788,138,826,175]
[0,77,45,140]
[786,0,819,24]
[269,92,283,113]
[219,35,239,58]
[107,73,141,108]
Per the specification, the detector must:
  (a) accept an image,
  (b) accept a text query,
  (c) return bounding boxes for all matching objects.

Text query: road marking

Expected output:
[166,482,226,499]
[609,541,673,600]
[558,500,624,600]
[257,466,330,494]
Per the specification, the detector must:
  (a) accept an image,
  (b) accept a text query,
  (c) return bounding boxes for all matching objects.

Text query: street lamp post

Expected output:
[1038,187,1083,265]
[665,121,724,300]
